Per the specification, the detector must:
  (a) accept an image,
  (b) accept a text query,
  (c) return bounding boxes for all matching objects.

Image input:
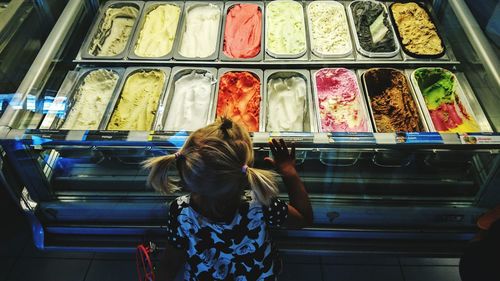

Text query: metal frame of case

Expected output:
[0,0,499,255]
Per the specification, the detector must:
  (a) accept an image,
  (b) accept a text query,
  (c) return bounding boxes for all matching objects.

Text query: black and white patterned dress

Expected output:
[166,194,288,281]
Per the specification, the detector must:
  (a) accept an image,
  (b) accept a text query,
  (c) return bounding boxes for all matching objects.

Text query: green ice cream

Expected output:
[416,69,455,110]
[414,68,480,132]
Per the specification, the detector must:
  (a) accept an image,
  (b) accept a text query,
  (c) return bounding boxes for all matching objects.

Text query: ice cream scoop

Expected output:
[223,4,262,59]
[315,68,369,132]
[134,4,181,57]
[217,71,261,132]
[89,6,139,57]
[266,75,307,131]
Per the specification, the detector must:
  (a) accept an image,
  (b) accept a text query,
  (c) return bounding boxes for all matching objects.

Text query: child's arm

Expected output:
[265,138,313,228]
[156,244,186,281]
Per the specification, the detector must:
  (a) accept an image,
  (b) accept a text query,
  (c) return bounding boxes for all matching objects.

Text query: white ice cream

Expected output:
[266,76,307,131]
[307,1,351,56]
[62,69,118,130]
[164,71,213,131]
[178,4,220,58]
[266,0,306,56]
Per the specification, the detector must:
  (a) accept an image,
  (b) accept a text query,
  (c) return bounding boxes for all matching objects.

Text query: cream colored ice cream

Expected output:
[107,70,165,130]
[62,69,118,130]
[164,71,213,131]
[134,4,181,57]
[307,1,351,57]
[266,0,306,56]
[267,76,307,131]
[89,6,139,57]
[178,4,221,58]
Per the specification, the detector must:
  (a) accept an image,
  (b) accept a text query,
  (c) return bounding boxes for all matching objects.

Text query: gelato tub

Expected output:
[390,2,445,58]
[313,68,372,132]
[263,70,315,132]
[129,1,183,59]
[362,68,426,132]
[105,67,170,131]
[348,0,400,58]
[82,1,142,59]
[40,68,124,130]
[410,68,480,133]
[220,2,263,61]
[265,0,307,59]
[160,67,217,131]
[215,69,263,132]
[174,2,222,60]
[307,1,352,58]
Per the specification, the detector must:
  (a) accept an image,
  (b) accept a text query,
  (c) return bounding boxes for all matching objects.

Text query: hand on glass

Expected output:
[264,138,297,177]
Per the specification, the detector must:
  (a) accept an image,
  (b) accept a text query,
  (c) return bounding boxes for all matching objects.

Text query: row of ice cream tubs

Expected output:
[79,0,449,62]
[39,66,490,134]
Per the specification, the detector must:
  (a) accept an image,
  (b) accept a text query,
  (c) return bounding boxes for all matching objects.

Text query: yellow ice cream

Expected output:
[445,122,480,133]
[89,6,139,56]
[134,4,181,57]
[107,70,165,130]
[391,2,444,56]
[266,0,306,56]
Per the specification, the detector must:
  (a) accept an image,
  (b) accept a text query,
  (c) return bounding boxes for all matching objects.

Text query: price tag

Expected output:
[330,132,376,143]
[85,130,129,141]
[269,132,314,142]
[25,129,69,140]
[396,132,443,144]
[459,133,500,145]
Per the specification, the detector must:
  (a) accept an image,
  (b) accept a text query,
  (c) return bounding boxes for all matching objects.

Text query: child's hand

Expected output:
[264,138,297,177]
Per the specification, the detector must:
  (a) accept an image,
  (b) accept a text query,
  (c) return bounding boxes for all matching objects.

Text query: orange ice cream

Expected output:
[222,4,262,59]
[217,71,261,131]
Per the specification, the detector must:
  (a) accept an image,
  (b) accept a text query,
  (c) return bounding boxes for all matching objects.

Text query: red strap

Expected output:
[136,244,155,281]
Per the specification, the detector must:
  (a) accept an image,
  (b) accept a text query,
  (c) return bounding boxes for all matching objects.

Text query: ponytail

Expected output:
[246,167,279,206]
[143,154,178,194]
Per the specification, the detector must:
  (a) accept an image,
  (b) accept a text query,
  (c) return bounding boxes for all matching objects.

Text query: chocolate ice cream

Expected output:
[364,68,424,132]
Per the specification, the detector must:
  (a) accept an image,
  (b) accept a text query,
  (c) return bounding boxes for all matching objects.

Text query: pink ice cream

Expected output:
[315,68,369,132]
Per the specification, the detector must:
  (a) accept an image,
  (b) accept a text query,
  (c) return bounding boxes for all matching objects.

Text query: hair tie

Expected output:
[241,164,248,174]
[220,118,233,130]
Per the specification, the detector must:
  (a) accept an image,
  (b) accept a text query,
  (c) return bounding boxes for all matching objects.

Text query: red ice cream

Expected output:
[223,4,262,59]
[217,71,261,132]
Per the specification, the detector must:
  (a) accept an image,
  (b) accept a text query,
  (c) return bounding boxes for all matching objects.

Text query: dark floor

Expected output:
[0,218,462,281]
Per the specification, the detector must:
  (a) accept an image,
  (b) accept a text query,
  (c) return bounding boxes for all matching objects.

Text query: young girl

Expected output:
[144,118,312,281]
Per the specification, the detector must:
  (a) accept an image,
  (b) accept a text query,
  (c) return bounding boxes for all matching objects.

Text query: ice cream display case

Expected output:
[0,0,499,255]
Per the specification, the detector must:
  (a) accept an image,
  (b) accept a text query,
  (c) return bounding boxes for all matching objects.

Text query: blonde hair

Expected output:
[143,118,279,207]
